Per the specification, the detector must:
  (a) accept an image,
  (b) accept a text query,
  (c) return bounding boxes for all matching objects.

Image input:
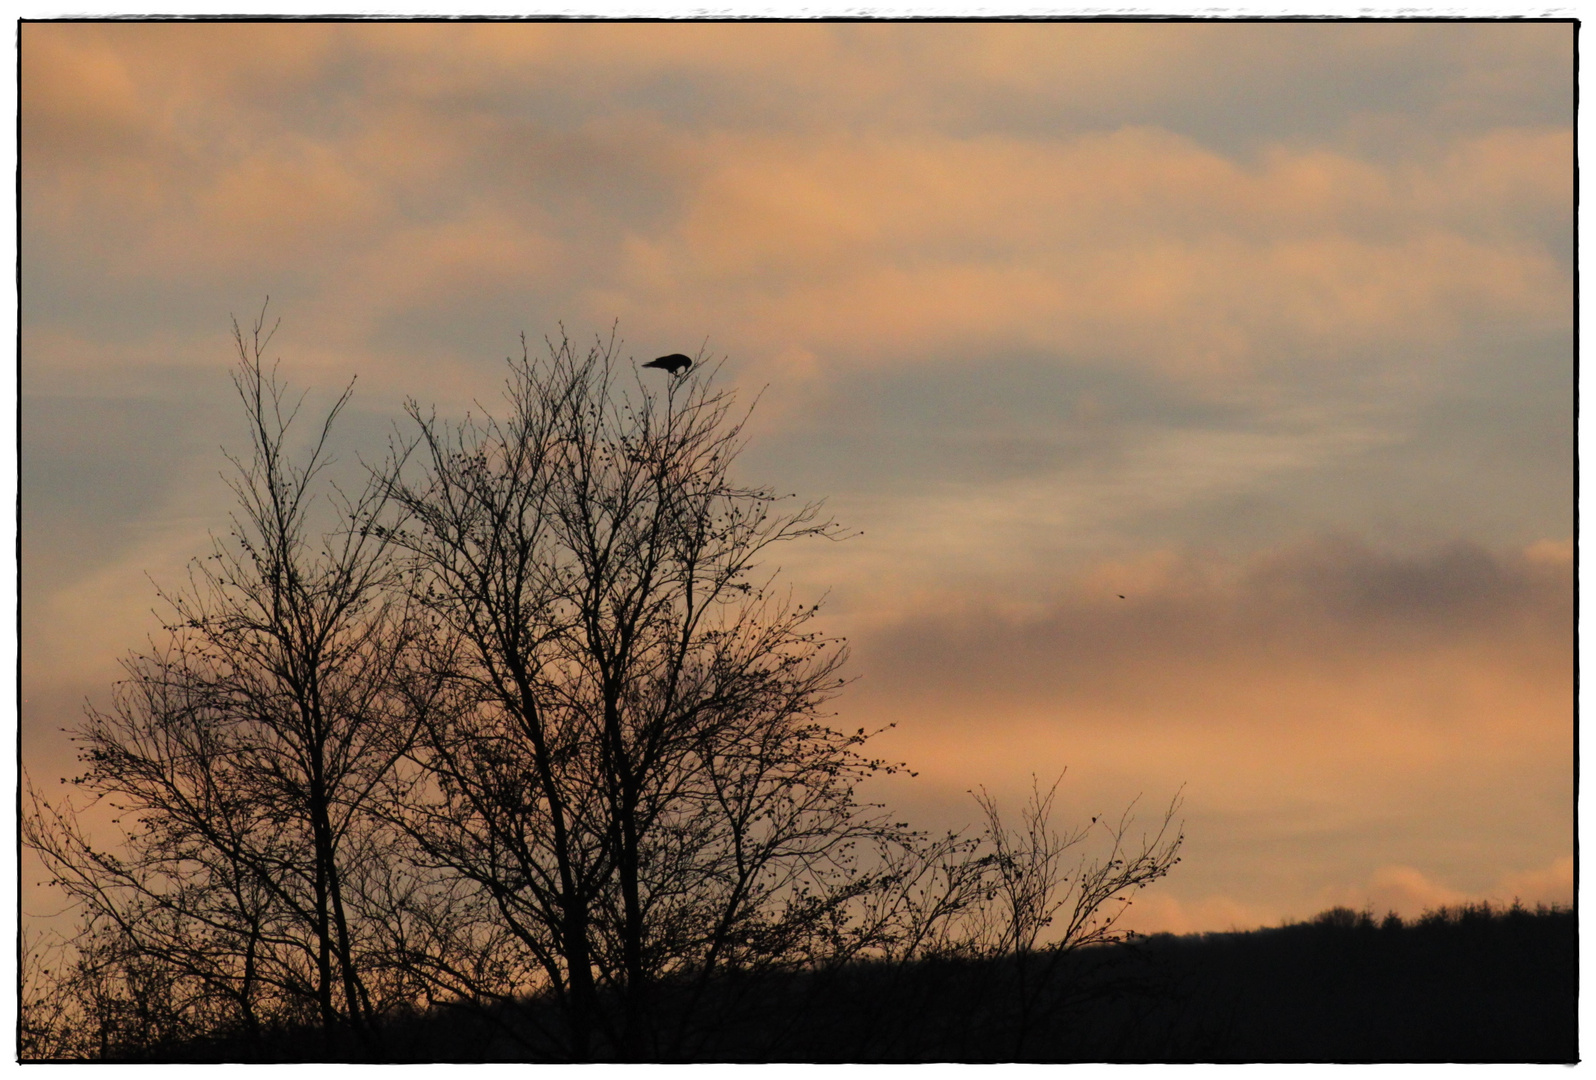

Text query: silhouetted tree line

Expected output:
[23,312,1183,1062]
[1120,901,1576,1063]
[21,898,1572,1062]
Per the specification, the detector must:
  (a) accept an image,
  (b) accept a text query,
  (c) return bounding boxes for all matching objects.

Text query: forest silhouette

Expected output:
[20,314,1569,1063]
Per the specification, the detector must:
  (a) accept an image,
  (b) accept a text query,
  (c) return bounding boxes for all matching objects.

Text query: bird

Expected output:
[643,353,693,375]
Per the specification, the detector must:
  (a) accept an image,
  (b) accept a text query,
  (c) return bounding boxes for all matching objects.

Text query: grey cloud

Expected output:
[411,24,1570,158]
[21,377,398,601]
[21,394,227,597]
[1131,24,1569,160]
[852,536,1571,710]
[22,23,1571,374]
[739,351,1251,496]
[735,322,1570,567]
[1250,330,1573,551]
[1241,536,1560,625]
[20,263,291,354]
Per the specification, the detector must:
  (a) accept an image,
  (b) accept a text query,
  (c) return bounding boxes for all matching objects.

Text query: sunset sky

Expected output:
[20,20,1573,935]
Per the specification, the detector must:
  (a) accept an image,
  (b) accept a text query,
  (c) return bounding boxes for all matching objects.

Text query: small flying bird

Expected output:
[643,353,693,375]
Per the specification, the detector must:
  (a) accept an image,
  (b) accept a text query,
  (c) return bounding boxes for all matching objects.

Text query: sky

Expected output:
[20,20,1573,936]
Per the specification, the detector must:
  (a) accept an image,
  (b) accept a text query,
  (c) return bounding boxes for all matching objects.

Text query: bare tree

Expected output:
[19,928,80,1060]
[24,307,421,1052]
[381,333,903,1058]
[23,316,1189,1063]
[971,774,1184,1055]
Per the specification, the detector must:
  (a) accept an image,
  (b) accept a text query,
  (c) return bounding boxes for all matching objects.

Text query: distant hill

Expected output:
[1119,901,1576,1062]
[82,901,1577,1064]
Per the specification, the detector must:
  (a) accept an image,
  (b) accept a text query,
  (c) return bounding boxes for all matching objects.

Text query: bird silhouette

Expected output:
[643,353,693,375]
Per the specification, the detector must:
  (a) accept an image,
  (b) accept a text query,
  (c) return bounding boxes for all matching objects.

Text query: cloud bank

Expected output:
[22,22,1571,932]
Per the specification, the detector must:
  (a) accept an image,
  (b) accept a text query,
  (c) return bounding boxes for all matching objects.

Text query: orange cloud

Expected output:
[1317,856,1573,922]
[842,536,1570,935]
[1321,866,1468,919]
[1494,856,1574,909]
[1120,853,1572,935]
[21,26,147,160]
[640,125,1566,378]
[21,24,1570,393]
[20,21,1572,946]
